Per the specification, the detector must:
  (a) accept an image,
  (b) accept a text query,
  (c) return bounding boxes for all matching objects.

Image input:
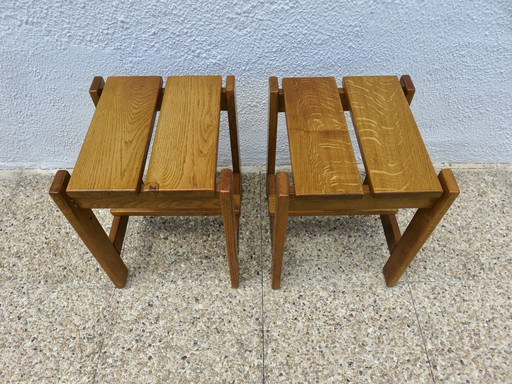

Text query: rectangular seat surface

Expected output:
[67,76,162,194]
[282,77,363,197]
[144,76,222,193]
[344,76,442,197]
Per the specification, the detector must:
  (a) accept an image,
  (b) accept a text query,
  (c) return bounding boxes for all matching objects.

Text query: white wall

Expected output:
[1,0,510,168]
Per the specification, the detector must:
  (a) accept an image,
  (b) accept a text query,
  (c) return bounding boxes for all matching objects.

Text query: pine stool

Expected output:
[267,75,459,289]
[50,76,241,288]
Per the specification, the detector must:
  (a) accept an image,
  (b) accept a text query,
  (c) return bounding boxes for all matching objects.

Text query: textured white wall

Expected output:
[1,0,510,168]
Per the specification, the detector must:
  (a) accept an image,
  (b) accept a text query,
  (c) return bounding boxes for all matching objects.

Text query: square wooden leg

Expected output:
[383,169,459,286]
[49,170,128,288]
[271,172,289,290]
[220,169,240,288]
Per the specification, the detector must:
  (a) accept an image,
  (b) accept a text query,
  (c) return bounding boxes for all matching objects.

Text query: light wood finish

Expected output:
[109,194,241,216]
[49,171,128,288]
[344,76,442,197]
[271,172,289,289]
[67,76,161,195]
[383,169,459,286]
[220,169,240,288]
[144,76,222,193]
[267,75,459,288]
[282,77,363,197]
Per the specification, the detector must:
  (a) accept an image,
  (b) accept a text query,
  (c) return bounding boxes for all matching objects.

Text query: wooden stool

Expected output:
[50,75,241,288]
[267,75,459,289]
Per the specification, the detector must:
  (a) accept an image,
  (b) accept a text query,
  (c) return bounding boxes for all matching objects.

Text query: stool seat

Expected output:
[145,76,222,194]
[50,75,241,288]
[267,75,459,289]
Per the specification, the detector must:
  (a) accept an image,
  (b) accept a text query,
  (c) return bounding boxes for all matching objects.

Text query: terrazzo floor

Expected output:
[0,165,510,383]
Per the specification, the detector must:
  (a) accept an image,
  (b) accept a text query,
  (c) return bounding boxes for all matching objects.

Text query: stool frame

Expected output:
[267,75,459,289]
[50,76,241,288]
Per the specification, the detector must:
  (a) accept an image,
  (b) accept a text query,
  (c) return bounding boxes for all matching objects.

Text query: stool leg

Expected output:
[271,172,289,289]
[383,169,459,287]
[109,215,129,254]
[380,214,401,253]
[49,170,128,288]
[220,169,240,288]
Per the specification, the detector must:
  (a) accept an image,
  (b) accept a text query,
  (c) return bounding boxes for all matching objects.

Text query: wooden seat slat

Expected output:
[344,76,442,197]
[144,76,222,193]
[68,76,161,194]
[282,77,363,197]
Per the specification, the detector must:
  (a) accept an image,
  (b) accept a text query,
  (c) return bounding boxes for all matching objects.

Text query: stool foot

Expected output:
[220,169,240,288]
[49,170,128,288]
[271,173,289,290]
[383,169,459,287]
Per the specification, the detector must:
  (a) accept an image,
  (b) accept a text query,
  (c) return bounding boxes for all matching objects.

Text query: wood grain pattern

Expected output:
[282,77,363,197]
[344,76,442,197]
[68,76,162,194]
[144,76,221,193]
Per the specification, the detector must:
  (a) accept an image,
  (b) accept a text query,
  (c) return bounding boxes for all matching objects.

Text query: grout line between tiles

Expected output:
[91,287,116,384]
[258,171,266,384]
[407,281,436,384]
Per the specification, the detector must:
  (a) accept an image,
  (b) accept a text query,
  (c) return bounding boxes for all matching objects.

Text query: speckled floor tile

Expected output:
[263,283,432,383]
[117,172,263,288]
[0,170,262,287]
[405,167,512,282]
[411,281,512,383]
[1,166,511,383]
[0,170,118,286]
[95,281,262,384]
[0,284,113,384]
[261,214,396,288]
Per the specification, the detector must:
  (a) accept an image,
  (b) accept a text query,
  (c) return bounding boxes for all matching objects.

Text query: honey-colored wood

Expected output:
[109,215,129,254]
[283,77,363,197]
[49,170,128,287]
[383,169,460,286]
[68,76,162,194]
[220,169,240,288]
[109,194,240,216]
[267,75,458,288]
[55,75,242,288]
[271,172,289,289]
[144,76,221,193]
[69,191,224,210]
[344,76,442,197]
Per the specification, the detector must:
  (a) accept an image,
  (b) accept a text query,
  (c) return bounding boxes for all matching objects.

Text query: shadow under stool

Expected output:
[50,75,241,288]
[266,75,460,289]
